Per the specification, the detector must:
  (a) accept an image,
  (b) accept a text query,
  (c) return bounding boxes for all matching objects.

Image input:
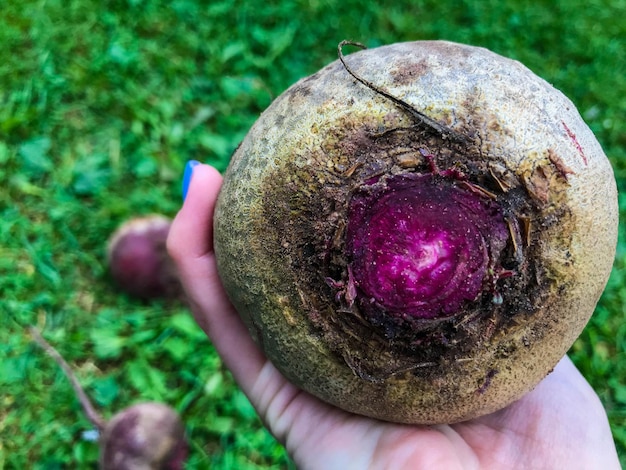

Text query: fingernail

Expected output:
[182,160,200,201]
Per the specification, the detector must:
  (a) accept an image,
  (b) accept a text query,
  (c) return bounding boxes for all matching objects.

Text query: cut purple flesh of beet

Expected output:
[346,173,509,320]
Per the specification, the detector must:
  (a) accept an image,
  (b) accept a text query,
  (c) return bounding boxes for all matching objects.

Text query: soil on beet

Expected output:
[254,105,572,382]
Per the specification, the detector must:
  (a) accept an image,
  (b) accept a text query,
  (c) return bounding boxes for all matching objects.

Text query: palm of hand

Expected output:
[248,356,611,470]
[168,164,618,470]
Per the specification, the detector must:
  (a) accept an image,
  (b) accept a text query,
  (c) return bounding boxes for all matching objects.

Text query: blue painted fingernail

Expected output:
[182,160,200,201]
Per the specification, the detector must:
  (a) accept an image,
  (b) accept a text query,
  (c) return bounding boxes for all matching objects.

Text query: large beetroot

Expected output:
[213,41,618,424]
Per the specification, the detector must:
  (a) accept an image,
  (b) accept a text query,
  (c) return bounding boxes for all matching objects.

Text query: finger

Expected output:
[167,163,266,392]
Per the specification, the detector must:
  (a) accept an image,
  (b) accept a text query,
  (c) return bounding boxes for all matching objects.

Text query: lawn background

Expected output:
[1,0,625,468]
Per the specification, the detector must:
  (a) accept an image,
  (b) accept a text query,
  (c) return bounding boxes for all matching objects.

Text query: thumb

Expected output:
[167,162,267,392]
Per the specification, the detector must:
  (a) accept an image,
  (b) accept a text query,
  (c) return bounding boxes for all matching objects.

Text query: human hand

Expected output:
[167,162,620,470]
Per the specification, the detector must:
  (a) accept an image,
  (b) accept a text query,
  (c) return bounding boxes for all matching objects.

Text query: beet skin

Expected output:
[213,41,618,424]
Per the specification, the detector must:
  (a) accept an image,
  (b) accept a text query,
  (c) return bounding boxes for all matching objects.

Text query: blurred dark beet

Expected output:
[107,215,181,300]
[99,402,187,470]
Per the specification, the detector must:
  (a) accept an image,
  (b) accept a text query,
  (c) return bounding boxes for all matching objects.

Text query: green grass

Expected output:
[1,0,625,467]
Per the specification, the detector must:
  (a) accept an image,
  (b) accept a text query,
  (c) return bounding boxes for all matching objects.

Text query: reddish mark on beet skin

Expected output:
[562,121,588,166]
[477,369,499,395]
